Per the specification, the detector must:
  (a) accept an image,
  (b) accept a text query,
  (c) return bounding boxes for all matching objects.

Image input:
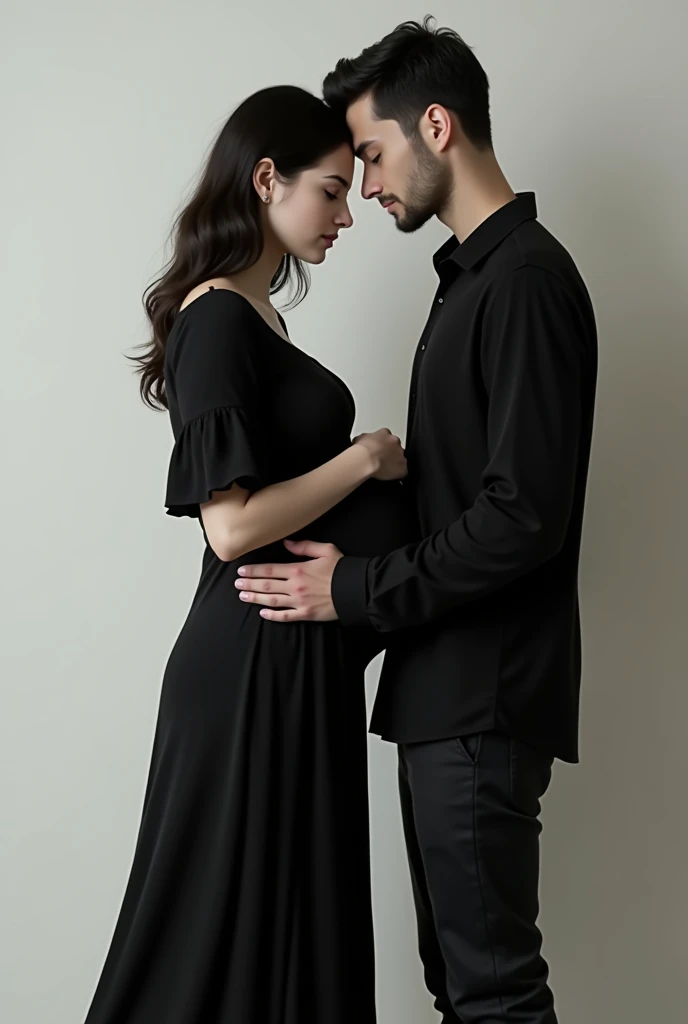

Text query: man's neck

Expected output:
[440,149,517,243]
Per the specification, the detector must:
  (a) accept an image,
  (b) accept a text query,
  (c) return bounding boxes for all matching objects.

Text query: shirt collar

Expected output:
[433,192,538,274]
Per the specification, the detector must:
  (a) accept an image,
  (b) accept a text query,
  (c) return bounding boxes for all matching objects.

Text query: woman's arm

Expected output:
[165,294,404,557]
[201,442,378,562]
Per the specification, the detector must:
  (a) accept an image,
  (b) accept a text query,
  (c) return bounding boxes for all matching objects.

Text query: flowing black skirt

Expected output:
[84,583,380,1024]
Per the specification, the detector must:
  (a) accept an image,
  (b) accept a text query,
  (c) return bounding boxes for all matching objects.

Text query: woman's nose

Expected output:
[336,204,354,229]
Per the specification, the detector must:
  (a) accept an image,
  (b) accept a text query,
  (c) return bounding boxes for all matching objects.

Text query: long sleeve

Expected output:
[331,265,590,631]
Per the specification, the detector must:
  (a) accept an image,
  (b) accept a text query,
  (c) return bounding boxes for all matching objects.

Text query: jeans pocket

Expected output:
[456,733,482,765]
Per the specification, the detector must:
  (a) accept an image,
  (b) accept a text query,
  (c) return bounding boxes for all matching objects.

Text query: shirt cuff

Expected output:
[331,555,371,628]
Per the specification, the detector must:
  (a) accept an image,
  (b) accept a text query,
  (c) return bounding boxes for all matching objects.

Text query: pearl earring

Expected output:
[262,194,269,203]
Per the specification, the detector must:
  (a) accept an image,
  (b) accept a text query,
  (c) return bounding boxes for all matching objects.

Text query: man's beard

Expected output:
[394,139,453,234]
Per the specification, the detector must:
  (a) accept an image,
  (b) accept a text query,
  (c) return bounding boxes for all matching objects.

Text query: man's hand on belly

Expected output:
[234,539,342,622]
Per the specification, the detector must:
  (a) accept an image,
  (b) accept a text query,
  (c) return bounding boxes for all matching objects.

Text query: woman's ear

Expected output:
[253,157,275,203]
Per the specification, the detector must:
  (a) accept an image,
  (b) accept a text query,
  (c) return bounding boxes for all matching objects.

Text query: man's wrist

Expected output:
[331,555,371,627]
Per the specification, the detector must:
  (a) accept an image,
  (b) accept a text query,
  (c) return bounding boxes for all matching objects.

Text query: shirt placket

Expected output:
[407,267,453,441]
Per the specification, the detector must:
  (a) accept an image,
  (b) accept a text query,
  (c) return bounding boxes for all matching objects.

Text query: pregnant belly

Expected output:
[188,479,416,672]
[290,478,418,557]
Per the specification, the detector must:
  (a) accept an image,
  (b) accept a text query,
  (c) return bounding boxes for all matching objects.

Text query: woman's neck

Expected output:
[227,234,284,307]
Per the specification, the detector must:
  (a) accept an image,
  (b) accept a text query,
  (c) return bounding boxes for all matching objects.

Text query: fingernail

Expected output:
[237,567,247,576]
[240,592,249,600]
[234,580,244,589]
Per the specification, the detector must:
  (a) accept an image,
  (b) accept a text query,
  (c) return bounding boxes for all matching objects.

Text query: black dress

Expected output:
[84,288,416,1024]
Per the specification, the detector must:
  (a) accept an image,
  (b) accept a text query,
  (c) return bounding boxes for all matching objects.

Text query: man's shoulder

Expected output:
[485,219,587,297]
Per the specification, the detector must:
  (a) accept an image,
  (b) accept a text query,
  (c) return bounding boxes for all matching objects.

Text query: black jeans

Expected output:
[398,731,557,1024]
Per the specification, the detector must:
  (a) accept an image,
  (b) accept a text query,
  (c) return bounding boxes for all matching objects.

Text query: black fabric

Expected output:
[332,193,598,763]
[165,404,265,517]
[398,731,556,1024]
[83,288,416,1024]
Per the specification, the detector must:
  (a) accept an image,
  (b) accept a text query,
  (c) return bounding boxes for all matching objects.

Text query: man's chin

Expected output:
[389,198,436,233]
[396,211,432,234]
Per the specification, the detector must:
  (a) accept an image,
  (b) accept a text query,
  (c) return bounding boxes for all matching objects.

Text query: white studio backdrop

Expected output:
[1,2,686,1022]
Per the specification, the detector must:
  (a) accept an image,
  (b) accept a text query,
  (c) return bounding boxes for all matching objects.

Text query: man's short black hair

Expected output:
[323,16,492,149]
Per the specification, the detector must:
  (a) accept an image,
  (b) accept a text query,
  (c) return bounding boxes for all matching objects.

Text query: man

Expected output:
[234,18,597,1024]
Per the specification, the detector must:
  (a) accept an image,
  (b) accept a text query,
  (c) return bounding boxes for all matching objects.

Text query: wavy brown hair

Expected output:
[133,86,351,410]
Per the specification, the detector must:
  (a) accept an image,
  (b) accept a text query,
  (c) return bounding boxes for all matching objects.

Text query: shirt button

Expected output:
[438,297,444,303]
[421,344,426,350]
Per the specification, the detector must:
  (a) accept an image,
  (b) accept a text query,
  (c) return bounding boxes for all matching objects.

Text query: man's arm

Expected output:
[332,265,590,632]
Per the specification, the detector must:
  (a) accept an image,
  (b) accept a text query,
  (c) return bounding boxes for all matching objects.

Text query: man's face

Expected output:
[346,93,452,233]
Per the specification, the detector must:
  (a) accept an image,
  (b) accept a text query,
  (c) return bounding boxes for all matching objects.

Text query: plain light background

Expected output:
[2,2,687,1022]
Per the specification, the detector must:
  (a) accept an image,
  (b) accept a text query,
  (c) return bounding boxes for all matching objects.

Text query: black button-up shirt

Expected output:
[332,193,597,762]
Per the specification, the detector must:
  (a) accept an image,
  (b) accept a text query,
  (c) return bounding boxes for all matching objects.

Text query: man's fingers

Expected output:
[239,591,299,610]
[258,608,307,623]
[237,562,294,579]
[235,578,290,596]
[283,538,336,558]
[238,590,310,617]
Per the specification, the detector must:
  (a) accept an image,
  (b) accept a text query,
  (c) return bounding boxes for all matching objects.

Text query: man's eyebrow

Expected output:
[324,174,351,189]
[354,140,375,159]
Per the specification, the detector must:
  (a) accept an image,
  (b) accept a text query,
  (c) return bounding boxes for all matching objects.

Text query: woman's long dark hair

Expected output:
[133,86,351,410]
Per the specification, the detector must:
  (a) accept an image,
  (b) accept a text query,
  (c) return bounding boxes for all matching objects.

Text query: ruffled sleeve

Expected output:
[164,405,265,518]
[162,290,270,519]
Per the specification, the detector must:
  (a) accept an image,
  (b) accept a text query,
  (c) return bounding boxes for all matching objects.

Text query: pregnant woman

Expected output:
[83,86,415,1024]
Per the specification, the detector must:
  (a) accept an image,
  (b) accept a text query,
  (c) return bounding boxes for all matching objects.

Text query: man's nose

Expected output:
[361,170,383,202]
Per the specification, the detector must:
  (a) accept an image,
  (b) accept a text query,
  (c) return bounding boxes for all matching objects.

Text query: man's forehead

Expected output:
[347,98,405,148]
[347,100,384,156]
[347,96,374,134]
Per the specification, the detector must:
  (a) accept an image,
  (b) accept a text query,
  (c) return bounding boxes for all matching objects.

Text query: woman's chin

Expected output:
[295,248,327,266]
[288,238,331,266]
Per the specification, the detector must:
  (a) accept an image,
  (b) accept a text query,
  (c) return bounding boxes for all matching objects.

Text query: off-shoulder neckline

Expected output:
[176,287,291,344]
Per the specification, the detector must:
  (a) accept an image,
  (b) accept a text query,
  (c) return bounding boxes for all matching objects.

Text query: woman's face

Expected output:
[262,143,355,264]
